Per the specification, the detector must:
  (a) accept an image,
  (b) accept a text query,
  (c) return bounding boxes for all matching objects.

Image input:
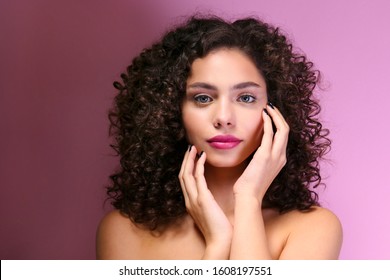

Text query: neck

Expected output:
[204,161,248,218]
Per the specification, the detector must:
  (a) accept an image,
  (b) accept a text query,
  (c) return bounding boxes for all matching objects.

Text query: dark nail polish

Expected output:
[188,145,192,152]
[268,102,275,109]
[199,151,204,157]
[263,108,269,115]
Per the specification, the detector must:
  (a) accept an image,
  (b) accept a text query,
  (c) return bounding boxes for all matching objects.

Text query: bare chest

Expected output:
[131,213,288,260]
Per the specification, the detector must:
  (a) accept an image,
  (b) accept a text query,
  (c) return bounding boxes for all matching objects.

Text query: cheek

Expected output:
[245,114,264,144]
[182,110,200,143]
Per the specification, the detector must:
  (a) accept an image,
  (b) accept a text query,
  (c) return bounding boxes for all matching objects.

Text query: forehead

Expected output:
[187,48,265,86]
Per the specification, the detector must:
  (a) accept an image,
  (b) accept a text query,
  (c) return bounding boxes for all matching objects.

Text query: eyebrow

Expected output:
[187,81,262,90]
[187,82,217,90]
[232,82,262,90]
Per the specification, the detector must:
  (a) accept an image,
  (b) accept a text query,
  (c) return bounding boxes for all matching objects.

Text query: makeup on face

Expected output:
[182,49,267,168]
[207,134,242,149]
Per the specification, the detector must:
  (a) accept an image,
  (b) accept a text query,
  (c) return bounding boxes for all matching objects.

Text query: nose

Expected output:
[213,99,235,128]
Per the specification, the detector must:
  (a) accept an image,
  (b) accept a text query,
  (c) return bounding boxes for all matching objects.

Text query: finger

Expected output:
[266,104,289,149]
[179,145,191,180]
[266,103,289,132]
[181,145,199,200]
[258,108,274,151]
[179,145,192,205]
[194,151,209,195]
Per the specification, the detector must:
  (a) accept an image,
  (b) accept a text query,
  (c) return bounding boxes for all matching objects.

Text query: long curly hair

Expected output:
[107,15,331,231]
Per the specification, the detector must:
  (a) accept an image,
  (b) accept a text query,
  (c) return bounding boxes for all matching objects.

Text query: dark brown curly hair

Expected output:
[107,15,331,231]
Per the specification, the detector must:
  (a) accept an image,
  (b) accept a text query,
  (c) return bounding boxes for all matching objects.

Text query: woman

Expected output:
[96,15,342,259]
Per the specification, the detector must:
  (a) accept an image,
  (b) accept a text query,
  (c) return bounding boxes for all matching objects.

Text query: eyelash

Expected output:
[194,94,212,104]
[237,94,256,103]
[193,94,257,104]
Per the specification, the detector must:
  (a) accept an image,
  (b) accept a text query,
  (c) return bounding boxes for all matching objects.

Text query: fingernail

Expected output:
[188,145,192,152]
[199,151,204,157]
[267,102,275,109]
[263,108,269,116]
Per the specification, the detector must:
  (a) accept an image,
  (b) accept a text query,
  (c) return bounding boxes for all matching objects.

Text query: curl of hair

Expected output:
[107,15,331,230]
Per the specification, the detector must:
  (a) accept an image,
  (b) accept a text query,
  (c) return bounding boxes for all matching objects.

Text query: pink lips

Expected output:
[207,135,242,149]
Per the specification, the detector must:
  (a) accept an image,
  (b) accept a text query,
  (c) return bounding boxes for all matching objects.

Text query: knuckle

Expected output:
[196,197,207,209]
[185,203,192,211]
[181,176,189,185]
[194,173,202,181]
[280,155,287,166]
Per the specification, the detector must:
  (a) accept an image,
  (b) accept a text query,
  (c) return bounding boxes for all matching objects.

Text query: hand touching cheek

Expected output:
[233,103,289,203]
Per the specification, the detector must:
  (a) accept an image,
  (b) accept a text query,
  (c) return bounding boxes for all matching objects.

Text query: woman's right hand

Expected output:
[179,145,233,259]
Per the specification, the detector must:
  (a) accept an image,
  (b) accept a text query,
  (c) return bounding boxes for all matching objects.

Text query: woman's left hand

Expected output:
[233,103,289,203]
[179,145,233,259]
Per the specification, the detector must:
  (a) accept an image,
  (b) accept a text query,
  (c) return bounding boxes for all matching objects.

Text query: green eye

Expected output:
[194,95,212,103]
[238,95,256,103]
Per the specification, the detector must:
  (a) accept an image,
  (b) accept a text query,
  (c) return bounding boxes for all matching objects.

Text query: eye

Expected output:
[194,94,213,104]
[238,94,256,103]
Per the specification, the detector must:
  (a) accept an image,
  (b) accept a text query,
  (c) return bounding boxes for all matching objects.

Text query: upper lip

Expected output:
[207,135,241,142]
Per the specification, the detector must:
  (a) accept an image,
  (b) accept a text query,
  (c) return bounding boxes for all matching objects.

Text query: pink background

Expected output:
[1,0,389,259]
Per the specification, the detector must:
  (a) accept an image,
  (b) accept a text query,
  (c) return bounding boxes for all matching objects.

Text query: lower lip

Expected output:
[208,141,241,149]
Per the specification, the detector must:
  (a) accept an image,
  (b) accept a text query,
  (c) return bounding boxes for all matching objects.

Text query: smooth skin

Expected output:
[96,49,342,259]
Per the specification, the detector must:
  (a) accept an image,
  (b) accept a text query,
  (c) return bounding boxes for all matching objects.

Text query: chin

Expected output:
[206,156,248,169]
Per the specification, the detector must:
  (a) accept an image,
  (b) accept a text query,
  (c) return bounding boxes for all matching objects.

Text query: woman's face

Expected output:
[182,48,268,168]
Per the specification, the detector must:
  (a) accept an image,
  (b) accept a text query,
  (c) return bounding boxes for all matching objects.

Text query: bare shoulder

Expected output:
[96,210,143,259]
[278,206,343,259]
[284,206,342,229]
